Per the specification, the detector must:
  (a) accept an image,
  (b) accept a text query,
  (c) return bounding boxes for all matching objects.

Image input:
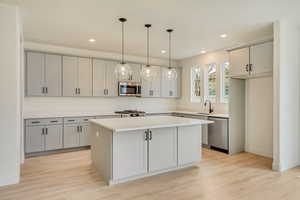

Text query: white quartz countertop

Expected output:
[23,110,229,119]
[89,116,213,132]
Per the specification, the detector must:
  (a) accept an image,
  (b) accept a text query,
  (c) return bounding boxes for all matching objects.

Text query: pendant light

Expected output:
[166,29,177,80]
[141,24,157,81]
[115,18,132,79]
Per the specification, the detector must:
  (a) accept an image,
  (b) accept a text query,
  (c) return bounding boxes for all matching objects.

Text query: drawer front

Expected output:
[63,117,81,124]
[95,115,121,119]
[79,116,95,124]
[26,118,63,126]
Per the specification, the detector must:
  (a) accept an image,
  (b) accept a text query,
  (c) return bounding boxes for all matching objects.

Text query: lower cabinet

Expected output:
[63,125,80,148]
[112,126,199,181]
[25,118,63,153]
[148,127,177,172]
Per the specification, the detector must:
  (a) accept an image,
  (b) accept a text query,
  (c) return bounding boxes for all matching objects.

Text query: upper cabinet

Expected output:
[229,41,273,78]
[93,58,119,97]
[118,63,141,82]
[141,65,161,97]
[161,67,181,98]
[26,52,62,96]
[63,56,92,96]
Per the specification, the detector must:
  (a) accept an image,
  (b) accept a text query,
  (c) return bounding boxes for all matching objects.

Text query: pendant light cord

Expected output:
[147,26,149,66]
[122,21,124,64]
[169,31,171,69]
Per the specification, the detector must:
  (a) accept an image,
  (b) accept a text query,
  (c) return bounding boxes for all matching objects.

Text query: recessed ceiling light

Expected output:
[200,50,206,54]
[220,34,227,38]
[161,50,167,54]
[89,38,96,43]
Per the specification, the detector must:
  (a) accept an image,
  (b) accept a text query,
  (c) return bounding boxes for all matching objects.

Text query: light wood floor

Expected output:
[1,149,300,200]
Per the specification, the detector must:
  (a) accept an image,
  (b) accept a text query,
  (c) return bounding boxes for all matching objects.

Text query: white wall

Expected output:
[0,4,21,186]
[246,77,273,158]
[177,51,229,114]
[273,19,300,171]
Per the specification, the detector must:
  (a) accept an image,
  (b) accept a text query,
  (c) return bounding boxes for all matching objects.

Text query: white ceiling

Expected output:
[1,0,300,59]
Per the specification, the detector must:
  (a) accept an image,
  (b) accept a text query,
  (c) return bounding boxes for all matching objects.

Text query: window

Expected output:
[190,66,202,102]
[206,63,217,102]
[221,62,230,103]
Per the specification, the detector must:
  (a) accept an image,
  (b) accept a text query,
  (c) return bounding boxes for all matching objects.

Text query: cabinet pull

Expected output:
[75,88,78,94]
[249,64,253,72]
[149,130,152,141]
[169,91,173,96]
[50,120,58,123]
[78,88,81,95]
[45,128,48,135]
[42,128,45,135]
[31,121,40,124]
[45,87,48,94]
[77,126,79,132]
[68,120,75,122]
[145,130,149,141]
[42,87,45,94]
[245,64,249,72]
[80,126,83,132]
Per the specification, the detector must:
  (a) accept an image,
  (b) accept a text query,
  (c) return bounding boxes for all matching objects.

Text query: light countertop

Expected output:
[89,115,213,132]
[23,110,229,119]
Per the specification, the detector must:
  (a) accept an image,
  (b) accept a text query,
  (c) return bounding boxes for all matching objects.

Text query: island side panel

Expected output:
[90,123,113,183]
[178,125,202,166]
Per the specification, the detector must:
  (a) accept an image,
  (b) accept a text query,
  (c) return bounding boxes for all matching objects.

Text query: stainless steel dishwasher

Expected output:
[208,117,229,153]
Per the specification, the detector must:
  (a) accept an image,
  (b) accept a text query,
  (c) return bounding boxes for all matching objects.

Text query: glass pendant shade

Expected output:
[115,62,132,80]
[166,67,177,81]
[141,65,157,81]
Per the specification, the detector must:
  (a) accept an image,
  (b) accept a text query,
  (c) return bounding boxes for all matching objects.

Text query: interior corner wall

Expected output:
[0,4,21,186]
[273,19,300,171]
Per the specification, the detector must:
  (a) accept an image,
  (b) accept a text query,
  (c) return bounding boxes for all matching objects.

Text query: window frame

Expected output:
[190,66,202,103]
[220,61,230,103]
[205,63,217,103]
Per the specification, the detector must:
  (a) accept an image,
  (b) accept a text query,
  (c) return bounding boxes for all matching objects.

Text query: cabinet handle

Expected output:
[145,130,149,141]
[42,87,45,94]
[245,64,249,72]
[50,120,58,123]
[45,128,48,135]
[249,64,253,72]
[75,88,78,94]
[149,130,152,141]
[77,126,79,132]
[31,121,40,124]
[42,128,45,135]
[80,126,83,132]
[78,88,81,95]
[169,91,173,96]
[45,87,48,94]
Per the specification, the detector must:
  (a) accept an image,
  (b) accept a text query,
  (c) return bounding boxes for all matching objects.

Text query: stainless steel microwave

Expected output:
[118,82,141,97]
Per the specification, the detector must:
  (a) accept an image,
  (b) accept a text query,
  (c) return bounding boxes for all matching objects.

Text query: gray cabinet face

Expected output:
[148,127,177,172]
[26,52,45,96]
[78,57,92,96]
[79,125,89,146]
[160,68,180,98]
[63,125,80,148]
[93,59,106,96]
[45,125,63,151]
[141,65,161,97]
[106,61,119,96]
[63,56,78,96]
[25,126,44,153]
[44,54,62,96]
[229,47,250,76]
[250,41,273,75]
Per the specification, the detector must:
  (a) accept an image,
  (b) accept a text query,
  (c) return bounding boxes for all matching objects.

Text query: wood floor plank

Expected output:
[0,149,300,200]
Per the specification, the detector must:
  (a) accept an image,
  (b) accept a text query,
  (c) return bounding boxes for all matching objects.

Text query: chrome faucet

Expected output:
[204,100,214,114]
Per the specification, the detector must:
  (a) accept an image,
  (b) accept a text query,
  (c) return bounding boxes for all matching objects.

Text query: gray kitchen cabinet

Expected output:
[25,118,63,154]
[141,65,161,97]
[229,41,273,78]
[25,126,44,153]
[93,59,118,97]
[26,52,62,96]
[118,63,141,82]
[148,127,177,172]
[63,124,80,148]
[161,67,181,98]
[45,125,63,151]
[63,116,94,148]
[63,56,92,96]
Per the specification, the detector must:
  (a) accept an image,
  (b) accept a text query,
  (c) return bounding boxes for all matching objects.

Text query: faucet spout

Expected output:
[204,100,214,114]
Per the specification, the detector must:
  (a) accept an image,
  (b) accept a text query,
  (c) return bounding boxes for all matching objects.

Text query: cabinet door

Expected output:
[63,56,78,96]
[79,125,90,146]
[45,125,63,151]
[113,130,148,180]
[106,61,119,96]
[250,42,273,75]
[78,57,92,96]
[45,54,62,96]
[129,63,141,82]
[148,127,177,172]
[25,126,44,153]
[93,59,107,96]
[229,47,250,76]
[141,65,152,97]
[63,125,80,148]
[26,52,45,96]
[160,68,173,97]
[178,126,201,165]
[141,66,161,98]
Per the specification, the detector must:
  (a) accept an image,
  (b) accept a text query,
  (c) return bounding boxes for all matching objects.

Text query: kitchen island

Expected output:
[89,116,212,185]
